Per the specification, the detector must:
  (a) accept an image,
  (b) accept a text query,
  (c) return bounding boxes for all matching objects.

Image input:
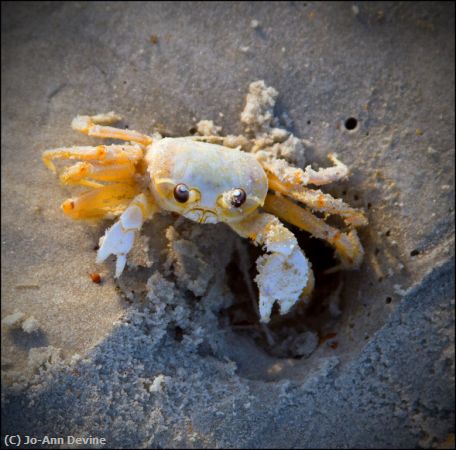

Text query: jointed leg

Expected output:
[230,211,314,323]
[71,112,153,146]
[301,153,349,186]
[59,161,136,187]
[263,193,364,269]
[61,183,142,220]
[96,192,158,277]
[190,135,252,151]
[301,267,315,300]
[43,144,143,173]
[268,173,368,227]
[259,153,349,187]
[190,135,226,144]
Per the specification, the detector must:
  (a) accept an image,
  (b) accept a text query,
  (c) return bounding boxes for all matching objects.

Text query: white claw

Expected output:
[96,221,135,260]
[255,247,309,323]
[96,221,136,277]
[95,194,152,278]
[115,255,127,278]
[230,214,312,323]
[120,205,143,229]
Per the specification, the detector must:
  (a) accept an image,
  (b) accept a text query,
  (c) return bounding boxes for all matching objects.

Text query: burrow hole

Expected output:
[344,117,358,131]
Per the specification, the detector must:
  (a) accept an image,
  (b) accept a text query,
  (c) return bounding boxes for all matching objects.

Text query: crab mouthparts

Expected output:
[186,208,218,224]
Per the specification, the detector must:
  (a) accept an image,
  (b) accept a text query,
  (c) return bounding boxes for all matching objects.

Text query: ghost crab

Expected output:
[43,111,367,323]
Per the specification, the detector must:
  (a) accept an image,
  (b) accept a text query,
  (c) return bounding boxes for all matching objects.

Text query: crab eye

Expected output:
[174,184,190,203]
[231,188,247,207]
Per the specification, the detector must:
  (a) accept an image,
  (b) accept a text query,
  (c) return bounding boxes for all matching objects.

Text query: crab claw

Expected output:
[96,221,136,277]
[230,212,313,323]
[96,194,151,277]
[255,244,310,323]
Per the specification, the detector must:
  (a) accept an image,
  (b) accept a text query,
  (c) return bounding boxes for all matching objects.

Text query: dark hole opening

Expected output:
[345,117,358,131]
[174,326,184,342]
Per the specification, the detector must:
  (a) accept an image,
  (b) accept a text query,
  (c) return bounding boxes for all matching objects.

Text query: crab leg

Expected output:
[96,192,158,277]
[267,173,368,227]
[71,112,153,146]
[230,211,313,323]
[59,161,137,187]
[190,135,253,151]
[259,153,349,187]
[42,144,143,173]
[302,153,350,186]
[263,193,364,269]
[301,267,315,299]
[61,183,142,220]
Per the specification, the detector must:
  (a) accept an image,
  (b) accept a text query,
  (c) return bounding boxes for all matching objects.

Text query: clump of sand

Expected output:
[2,311,40,334]
[196,80,308,168]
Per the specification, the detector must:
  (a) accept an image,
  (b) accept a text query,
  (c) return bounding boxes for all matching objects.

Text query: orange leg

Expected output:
[42,144,143,173]
[301,267,315,299]
[61,183,142,220]
[59,161,137,188]
[267,173,368,227]
[301,153,350,186]
[263,193,364,269]
[71,112,153,146]
[260,153,349,187]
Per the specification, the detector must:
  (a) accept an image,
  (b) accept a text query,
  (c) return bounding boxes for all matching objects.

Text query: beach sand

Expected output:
[2,2,454,448]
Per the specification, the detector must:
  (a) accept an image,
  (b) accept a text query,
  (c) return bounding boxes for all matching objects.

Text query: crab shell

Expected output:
[145,138,268,224]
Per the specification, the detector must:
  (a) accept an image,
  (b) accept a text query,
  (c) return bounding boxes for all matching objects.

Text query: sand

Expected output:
[2,2,454,448]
